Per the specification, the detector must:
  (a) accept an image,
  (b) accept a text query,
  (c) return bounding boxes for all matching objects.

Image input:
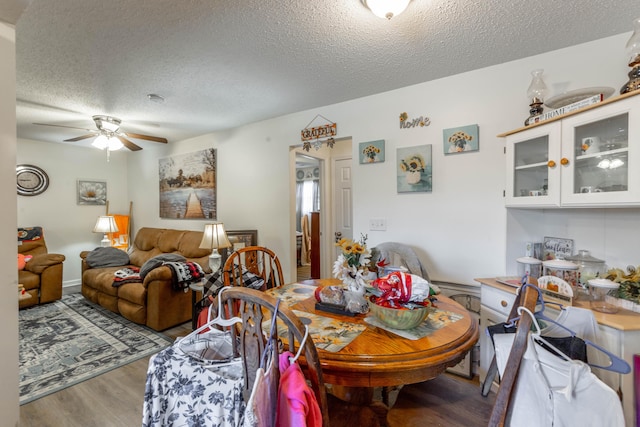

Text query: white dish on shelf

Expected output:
[544,87,615,109]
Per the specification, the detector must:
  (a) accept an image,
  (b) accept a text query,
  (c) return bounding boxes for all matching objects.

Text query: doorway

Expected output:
[291,138,352,282]
[294,154,320,281]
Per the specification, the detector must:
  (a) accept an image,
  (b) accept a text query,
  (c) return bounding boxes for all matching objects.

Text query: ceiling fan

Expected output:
[34,115,168,151]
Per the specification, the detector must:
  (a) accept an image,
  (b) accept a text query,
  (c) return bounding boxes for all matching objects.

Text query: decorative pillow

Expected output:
[140,253,187,280]
[86,247,130,268]
[17,254,28,270]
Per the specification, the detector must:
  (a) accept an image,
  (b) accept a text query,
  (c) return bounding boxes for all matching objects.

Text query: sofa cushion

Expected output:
[86,247,130,268]
[140,253,187,280]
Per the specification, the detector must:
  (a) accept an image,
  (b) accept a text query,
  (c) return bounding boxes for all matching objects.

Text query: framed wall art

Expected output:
[158,148,217,219]
[222,229,258,257]
[397,145,432,193]
[77,180,107,205]
[359,140,385,164]
[443,124,479,154]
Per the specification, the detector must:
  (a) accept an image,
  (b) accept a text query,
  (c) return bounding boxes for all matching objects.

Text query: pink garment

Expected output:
[276,351,322,427]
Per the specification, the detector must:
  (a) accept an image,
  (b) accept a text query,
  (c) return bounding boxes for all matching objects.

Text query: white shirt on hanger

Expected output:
[493,332,625,427]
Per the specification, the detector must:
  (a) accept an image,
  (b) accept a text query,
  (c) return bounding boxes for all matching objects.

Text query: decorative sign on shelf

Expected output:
[301,114,337,152]
[399,112,431,129]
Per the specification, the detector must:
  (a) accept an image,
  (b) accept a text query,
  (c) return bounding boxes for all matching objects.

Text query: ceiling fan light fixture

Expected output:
[107,136,124,151]
[92,134,109,149]
[362,0,410,20]
[93,115,121,132]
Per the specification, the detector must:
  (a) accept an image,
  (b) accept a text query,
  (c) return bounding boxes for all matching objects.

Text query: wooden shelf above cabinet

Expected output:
[497,89,640,138]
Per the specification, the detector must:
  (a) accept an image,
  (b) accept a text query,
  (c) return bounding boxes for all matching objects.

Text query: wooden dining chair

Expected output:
[217,286,330,426]
[223,245,285,290]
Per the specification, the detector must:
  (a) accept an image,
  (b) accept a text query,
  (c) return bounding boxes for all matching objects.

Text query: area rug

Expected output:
[19,293,173,405]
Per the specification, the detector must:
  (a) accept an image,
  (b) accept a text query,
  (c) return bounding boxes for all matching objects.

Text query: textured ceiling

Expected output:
[11,0,640,148]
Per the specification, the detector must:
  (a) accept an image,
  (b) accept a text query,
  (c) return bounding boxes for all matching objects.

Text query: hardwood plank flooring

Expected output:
[20,322,494,426]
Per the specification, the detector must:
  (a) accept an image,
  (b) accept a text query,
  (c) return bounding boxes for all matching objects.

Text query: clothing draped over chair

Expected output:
[144,288,326,427]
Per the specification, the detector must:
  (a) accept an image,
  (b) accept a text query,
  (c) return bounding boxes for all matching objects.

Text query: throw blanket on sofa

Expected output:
[164,261,206,291]
[113,267,142,287]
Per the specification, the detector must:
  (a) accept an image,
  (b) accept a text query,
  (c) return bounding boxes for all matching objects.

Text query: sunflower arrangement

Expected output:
[400,154,426,173]
[363,145,381,161]
[333,234,371,293]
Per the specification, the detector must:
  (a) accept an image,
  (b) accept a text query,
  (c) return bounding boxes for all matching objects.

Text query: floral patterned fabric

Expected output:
[142,338,245,427]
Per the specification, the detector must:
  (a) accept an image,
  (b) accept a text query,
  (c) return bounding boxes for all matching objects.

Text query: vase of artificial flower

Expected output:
[333,235,371,296]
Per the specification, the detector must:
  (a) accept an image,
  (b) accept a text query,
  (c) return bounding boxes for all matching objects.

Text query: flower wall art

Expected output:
[397,145,432,193]
[359,140,385,164]
[443,124,479,154]
[77,180,107,205]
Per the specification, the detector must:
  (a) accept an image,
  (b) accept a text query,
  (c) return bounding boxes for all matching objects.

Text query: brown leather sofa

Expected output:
[18,228,65,309]
[80,227,211,331]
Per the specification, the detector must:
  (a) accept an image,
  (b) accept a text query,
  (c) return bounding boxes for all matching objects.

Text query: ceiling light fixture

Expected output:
[362,0,411,20]
[147,93,165,104]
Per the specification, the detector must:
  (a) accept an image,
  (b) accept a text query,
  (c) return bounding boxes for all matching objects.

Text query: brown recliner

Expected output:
[18,227,66,309]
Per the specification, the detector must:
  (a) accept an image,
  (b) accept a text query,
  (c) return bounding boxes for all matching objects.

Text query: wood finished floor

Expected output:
[20,323,495,427]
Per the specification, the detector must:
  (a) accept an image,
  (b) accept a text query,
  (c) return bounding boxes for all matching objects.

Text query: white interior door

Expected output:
[333,157,352,257]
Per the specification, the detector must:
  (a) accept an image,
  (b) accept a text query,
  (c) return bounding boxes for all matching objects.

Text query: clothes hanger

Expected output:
[289,324,310,364]
[517,306,574,365]
[513,283,630,374]
[261,299,281,370]
[186,286,243,338]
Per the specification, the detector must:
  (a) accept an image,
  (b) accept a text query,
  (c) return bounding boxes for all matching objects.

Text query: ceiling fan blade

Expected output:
[124,132,168,143]
[64,133,97,142]
[117,135,142,151]
[34,122,95,132]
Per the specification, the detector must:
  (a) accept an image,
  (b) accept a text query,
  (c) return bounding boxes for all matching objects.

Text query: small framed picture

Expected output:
[397,144,432,193]
[443,124,479,154]
[359,140,385,164]
[223,230,258,257]
[77,180,107,205]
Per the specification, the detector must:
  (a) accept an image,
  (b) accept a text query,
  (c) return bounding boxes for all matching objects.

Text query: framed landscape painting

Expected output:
[397,145,432,193]
[158,148,217,219]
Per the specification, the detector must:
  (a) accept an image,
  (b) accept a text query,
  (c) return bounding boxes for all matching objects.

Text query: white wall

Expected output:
[1,21,20,427]
[17,32,638,289]
[17,139,129,284]
[125,32,636,286]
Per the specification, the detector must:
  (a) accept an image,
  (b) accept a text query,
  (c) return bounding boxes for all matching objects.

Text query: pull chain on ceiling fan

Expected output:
[34,115,168,152]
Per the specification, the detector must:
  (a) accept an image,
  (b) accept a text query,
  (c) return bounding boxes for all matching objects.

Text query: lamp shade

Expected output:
[93,216,119,247]
[199,223,232,251]
[93,216,119,234]
[362,0,410,19]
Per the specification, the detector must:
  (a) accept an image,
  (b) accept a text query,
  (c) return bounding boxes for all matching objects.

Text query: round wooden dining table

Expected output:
[270,278,479,424]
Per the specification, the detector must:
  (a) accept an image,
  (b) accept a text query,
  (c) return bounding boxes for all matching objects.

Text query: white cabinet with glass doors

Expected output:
[503,93,640,207]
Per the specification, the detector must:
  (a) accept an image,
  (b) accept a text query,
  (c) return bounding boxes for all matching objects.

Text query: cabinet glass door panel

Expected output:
[513,136,549,198]
[572,113,629,195]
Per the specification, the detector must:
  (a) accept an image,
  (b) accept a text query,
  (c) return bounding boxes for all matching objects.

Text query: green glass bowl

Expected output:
[368,300,431,330]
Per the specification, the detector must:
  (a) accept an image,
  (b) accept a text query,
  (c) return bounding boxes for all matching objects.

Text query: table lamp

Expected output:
[93,216,119,247]
[199,222,232,272]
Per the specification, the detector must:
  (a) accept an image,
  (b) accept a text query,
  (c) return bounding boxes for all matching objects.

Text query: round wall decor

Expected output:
[296,170,305,180]
[16,164,49,196]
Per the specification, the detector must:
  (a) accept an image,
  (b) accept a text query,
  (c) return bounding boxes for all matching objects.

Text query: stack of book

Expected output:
[526,93,604,126]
